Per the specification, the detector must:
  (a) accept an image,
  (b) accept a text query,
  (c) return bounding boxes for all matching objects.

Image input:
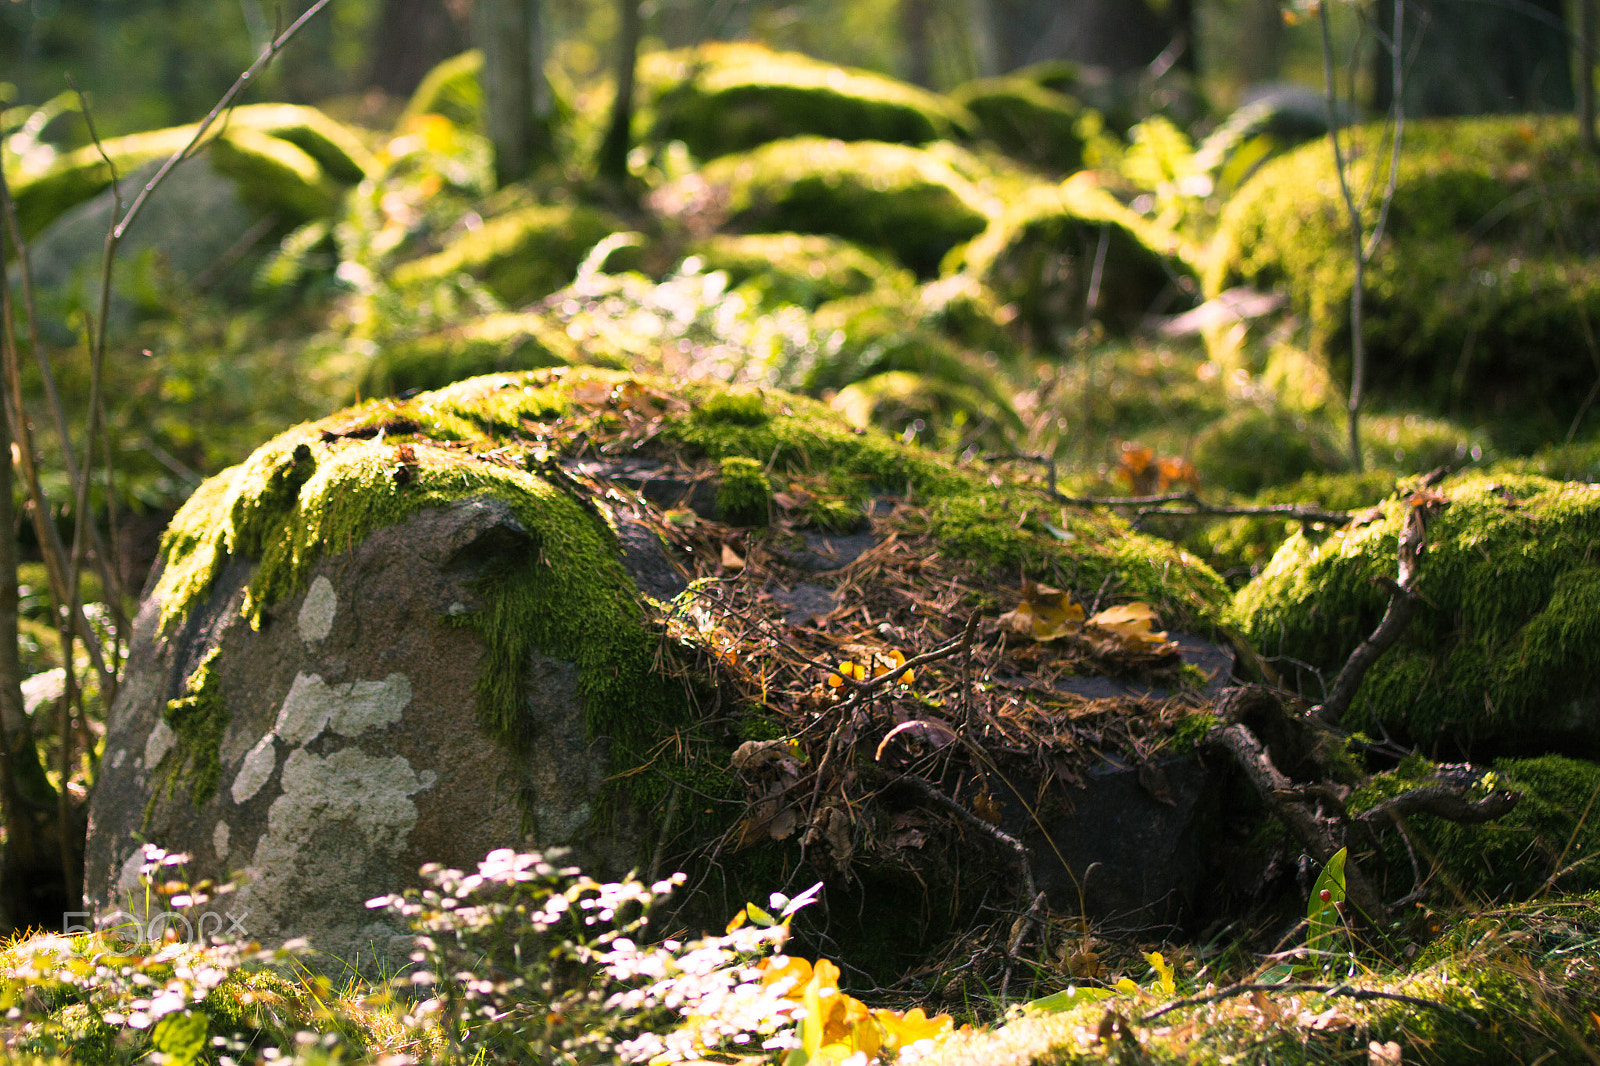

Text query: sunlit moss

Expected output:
[1206,114,1600,436]
[392,202,619,307]
[1235,472,1600,749]
[697,137,996,276]
[640,41,975,160]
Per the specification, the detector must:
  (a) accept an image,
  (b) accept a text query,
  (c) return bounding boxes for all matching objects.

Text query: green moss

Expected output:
[831,370,1019,452]
[949,76,1088,174]
[947,180,1187,342]
[806,294,1022,445]
[698,137,996,276]
[1207,115,1600,434]
[1191,467,1402,581]
[1235,472,1600,747]
[685,232,907,310]
[400,50,485,131]
[222,102,376,184]
[1490,438,1600,482]
[160,647,229,808]
[10,107,364,239]
[699,387,771,426]
[716,456,772,525]
[392,202,619,307]
[641,42,975,160]
[150,367,1232,876]
[207,127,341,224]
[1352,755,1600,900]
[360,312,569,398]
[1189,405,1348,495]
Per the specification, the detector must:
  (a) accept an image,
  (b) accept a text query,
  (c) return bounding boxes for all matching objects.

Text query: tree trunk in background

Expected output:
[1236,0,1284,85]
[277,0,340,103]
[1579,0,1596,152]
[985,0,1187,75]
[1372,0,1572,116]
[473,0,551,186]
[901,0,934,87]
[370,0,471,98]
[599,0,643,182]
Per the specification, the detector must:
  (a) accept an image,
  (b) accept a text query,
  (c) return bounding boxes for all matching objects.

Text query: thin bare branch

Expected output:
[114,0,336,242]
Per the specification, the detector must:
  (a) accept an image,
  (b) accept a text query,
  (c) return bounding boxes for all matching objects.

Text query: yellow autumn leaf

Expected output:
[875,1007,954,1052]
[999,579,1086,642]
[1144,951,1176,997]
[1086,602,1168,647]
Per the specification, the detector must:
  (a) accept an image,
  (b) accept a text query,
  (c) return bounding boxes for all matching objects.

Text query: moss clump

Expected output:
[947,180,1187,343]
[360,312,569,398]
[392,202,620,307]
[949,76,1088,174]
[716,456,772,525]
[10,106,366,238]
[1189,405,1348,495]
[1489,438,1600,482]
[697,137,996,276]
[1235,472,1600,750]
[159,648,229,808]
[1351,755,1600,899]
[400,49,485,131]
[1191,467,1402,581]
[685,232,907,310]
[641,42,974,160]
[1207,115,1600,436]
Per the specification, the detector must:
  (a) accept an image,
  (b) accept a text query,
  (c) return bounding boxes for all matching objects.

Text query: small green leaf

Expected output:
[152,1010,209,1066]
[1306,847,1348,964]
[1022,984,1120,1014]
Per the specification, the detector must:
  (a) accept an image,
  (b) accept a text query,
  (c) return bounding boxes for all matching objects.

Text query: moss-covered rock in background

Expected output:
[684,232,908,310]
[399,49,485,132]
[1235,472,1600,753]
[1352,754,1600,899]
[948,178,1188,343]
[640,42,974,160]
[9,103,370,238]
[949,76,1089,174]
[392,201,620,308]
[1191,467,1402,582]
[1189,404,1348,495]
[806,291,1022,447]
[697,137,996,276]
[1207,115,1600,440]
[359,312,571,397]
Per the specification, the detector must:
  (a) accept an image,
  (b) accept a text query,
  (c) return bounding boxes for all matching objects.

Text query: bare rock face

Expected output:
[85,496,643,971]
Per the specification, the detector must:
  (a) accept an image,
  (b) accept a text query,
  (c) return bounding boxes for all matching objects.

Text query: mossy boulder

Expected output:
[684,232,909,310]
[88,367,1235,974]
[1352,754,1600,900]
[1207,115,1600,438]
[1234,472,1600,753]
[358,312,570,397]
[948,178,1188,343]
[391,202,620,308]
[696,137,996,276]
[1189,405,1348,495]
[640,42,975,160]
[399,49,485,131]
[9,104,369,239]
[949,76,1089,174]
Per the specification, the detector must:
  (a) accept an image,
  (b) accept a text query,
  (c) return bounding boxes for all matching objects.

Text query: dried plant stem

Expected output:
[1320,0,1405,473]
